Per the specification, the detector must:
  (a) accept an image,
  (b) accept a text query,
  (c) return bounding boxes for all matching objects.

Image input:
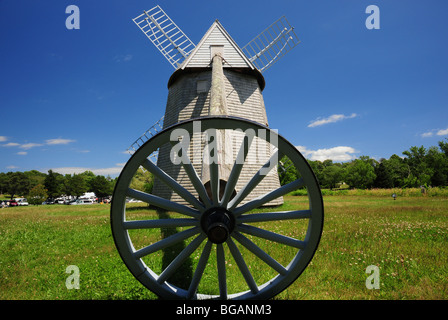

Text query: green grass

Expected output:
[0,194,447,300]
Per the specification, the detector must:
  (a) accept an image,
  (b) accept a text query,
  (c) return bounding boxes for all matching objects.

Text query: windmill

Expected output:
[131,6,300,206]
[111,5,323,300]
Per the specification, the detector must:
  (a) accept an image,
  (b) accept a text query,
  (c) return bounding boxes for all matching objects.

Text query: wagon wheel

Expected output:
[111,116,323,300]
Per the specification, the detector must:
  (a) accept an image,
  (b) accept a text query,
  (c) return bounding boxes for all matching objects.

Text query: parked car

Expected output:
[8,200,19,207]
[69,199,94,205]
[43,199,55,205]
[16,198,29,206]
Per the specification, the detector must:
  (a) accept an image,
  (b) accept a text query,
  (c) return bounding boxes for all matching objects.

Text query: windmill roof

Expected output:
[180,20,255,70]
[168,20,264,89]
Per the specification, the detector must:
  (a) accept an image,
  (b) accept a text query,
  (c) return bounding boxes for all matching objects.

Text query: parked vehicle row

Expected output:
[1,195,113,207]
[67,199,95,205]
[40,193,111,205]
[1,198,29,208]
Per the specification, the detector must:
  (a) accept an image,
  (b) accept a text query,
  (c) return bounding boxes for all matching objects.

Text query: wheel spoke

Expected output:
[183,161,213,208]
[123,218,198,229]
[208,130,220,204]
[141,159,205,211]
[157,233,207,284]
[217,243,227,299]
[237,210,311,224]
[169,140,212,208]
[133,226,200,259]
[226,237,259,294]
[220,132,255,207]
[233,178,305,216]
[227,150,280,211]
[237,224,306,249]
[187,240,213,299]
[232,231,287,276]
[126,188,200,218]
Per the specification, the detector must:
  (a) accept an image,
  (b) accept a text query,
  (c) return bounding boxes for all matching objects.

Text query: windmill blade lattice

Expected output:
[133,5,196,68]
[242,16,300,73]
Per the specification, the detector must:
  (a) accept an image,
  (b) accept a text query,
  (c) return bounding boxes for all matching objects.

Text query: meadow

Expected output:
[0,191,447,300]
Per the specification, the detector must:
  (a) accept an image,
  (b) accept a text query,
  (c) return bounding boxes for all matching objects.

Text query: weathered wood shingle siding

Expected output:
[152,68,282,206]
[181,21,253,70]
[152,20,281,207]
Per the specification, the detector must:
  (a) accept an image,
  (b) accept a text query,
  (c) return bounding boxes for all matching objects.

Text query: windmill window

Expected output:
[197,80,208,94]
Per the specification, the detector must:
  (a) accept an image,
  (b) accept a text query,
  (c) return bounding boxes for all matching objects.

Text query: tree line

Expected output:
[0,167,153,204]
[0,170,117,203]
[279,139,448,190]
[1,140,447,203]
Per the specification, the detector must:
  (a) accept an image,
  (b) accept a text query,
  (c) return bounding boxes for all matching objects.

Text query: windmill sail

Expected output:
[133,5,196,69]
[242,16,300,73]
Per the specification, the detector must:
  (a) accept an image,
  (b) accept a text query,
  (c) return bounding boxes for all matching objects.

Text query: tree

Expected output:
[90,175,113,198]
[44,170,64,199]
[403,146,433,186]
[345,156,376,189]
[61,174,73,196]
[438,139,448,157]
[4,172,31,199]
[24,170,47,189]
[382,154,408,187]
[79,171,96,191]
[0,172,7,195]
[373,162,393,188]
[28,184,48,205]
[321,164,344,189]
[426,145,448,186]
[68,174,88,197]
[278,156,299,185]
[130,168,154,192]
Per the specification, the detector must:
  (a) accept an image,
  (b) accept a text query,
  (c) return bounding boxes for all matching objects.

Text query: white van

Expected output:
[70,199,94,205]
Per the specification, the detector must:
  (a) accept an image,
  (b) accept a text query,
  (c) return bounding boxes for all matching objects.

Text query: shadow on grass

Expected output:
[156,208,193,290]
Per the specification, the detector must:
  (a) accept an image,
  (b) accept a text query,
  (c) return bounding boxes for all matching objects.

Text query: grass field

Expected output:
[0,192,447,300]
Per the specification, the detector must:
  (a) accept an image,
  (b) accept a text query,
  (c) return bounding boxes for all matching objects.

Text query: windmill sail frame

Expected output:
[133,5,196,69]
[242,16,300,73]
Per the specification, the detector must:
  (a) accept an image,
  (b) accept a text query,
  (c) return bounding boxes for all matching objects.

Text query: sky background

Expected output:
[1,0,447,177]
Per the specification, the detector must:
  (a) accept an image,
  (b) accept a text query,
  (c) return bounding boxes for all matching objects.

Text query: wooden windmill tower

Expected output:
[131,6,300,207]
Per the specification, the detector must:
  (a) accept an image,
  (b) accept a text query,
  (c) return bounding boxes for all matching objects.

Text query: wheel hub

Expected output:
[201,208,235,244]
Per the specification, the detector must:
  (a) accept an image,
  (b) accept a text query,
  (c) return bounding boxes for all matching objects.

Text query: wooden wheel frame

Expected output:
[111,116,323,300]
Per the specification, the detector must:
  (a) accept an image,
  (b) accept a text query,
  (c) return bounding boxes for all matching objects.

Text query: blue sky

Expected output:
[1,0,447,177]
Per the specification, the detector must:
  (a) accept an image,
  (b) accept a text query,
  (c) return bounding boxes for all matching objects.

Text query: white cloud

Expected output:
[20,143,44,150]
[308,113,357,128]
[6,165,19,169]
[91,167,124,176]
[1,138,76,149]
[18,143,39,149]
[16,151,27,155]
[421,127,448,138]
[46,138,76,145]
[2,142,20,147]
[51,164,124,177]
[296,145,358,162]
[437,128,448,136]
